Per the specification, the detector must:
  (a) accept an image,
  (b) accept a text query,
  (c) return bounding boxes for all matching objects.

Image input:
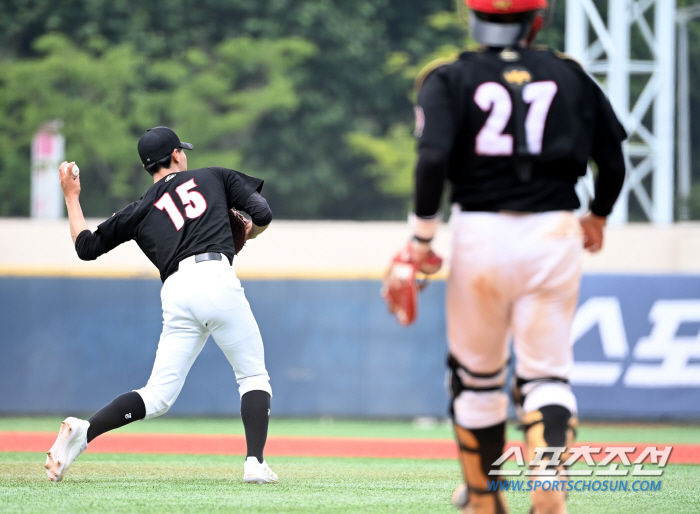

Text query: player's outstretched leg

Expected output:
[86,391,146,442]
[45,417,90,482]
[241,389,277,483]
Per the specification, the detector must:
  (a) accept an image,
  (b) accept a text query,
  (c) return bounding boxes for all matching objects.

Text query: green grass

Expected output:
[0,452,461,514]
[1,453,699,513]
[2,416,700,443]
[1,417,700,513]
[574,422,700,445]
[0,416,456,439]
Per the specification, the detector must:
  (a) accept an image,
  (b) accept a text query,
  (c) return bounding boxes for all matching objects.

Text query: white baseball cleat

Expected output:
[243,456,278,484]
[45,417,90,482]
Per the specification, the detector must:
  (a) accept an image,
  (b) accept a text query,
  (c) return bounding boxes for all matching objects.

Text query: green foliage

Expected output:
[346,10,466,209]
[347,123,417,203]
[0,32,314,216]
[7,1,698,220]
[0,0,461,220]
[679,1,700,220]
[233,1,462,219]
[680,182,700,220]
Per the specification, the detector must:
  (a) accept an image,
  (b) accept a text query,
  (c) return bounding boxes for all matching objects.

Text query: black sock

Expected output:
[87,391,146,443]
[240,390,270,463]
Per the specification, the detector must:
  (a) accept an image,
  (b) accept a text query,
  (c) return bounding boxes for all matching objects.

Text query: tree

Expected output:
[0,32,314,216]
[0,0,461,219]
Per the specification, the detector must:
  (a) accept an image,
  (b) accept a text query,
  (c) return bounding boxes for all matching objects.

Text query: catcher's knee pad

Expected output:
[512,376,577,419]
[449,354,509,428]
[453,422,509,514]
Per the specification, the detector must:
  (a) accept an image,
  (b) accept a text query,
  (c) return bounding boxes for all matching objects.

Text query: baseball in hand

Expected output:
[71,164,80,178]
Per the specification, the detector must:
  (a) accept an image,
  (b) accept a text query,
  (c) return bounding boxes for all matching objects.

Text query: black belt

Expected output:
[194,252,222,263]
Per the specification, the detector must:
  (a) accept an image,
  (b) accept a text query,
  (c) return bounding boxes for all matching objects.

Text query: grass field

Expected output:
[1,416,699,513]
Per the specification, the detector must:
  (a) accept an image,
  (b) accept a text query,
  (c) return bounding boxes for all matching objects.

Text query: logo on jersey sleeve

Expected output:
[414,106,425,138]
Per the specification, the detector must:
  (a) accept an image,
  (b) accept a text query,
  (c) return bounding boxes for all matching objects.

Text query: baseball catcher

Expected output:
[393,0,627,512]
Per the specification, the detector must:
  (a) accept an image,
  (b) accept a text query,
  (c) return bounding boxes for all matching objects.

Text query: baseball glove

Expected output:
[228,209,251,255]
[381,242,443,326]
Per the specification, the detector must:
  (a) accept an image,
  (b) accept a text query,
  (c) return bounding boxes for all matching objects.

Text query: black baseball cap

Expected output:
[137,126,194,165]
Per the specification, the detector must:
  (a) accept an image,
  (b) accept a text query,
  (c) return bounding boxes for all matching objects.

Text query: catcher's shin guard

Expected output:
[452,422,509,514]
[449,355,510,513]
[520,406,577,514]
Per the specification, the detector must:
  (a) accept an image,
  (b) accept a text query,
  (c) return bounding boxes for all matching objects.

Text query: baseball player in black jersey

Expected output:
[393,1,626,513]
[46,126,278,484]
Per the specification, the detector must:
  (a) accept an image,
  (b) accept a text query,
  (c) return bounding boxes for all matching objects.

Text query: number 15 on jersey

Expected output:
[154,179,208,230]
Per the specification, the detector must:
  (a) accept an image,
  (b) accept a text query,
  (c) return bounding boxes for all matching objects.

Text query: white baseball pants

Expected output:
[448,210,582,429]
[136,254,271,420]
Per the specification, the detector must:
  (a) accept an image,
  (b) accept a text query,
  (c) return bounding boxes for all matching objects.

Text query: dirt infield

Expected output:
[2,432,699,463]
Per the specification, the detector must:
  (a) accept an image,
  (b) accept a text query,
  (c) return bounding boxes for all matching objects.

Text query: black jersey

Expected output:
[415,46,626,214]
[91,167,263,282]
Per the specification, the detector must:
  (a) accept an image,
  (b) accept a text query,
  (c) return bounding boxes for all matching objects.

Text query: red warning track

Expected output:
[1,432,699,463]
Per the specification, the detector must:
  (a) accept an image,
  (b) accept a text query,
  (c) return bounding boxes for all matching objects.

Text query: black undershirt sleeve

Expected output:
[74,229,108,261]
[414,145,450,218]
[244,191,273,227]
[587,81,627,217]
[413,69,454,218]
[589,148,626,217]
[416,70,455,152]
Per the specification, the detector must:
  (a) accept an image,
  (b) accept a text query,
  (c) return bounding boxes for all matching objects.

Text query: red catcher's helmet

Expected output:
[465,0,549,48]
[466,0,547,14]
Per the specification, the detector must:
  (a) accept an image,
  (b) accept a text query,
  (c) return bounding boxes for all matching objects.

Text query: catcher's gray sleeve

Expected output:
[244,191,272,226]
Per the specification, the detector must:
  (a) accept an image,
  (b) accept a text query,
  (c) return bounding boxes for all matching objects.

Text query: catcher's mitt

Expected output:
[228,209,251,255]
[381,242,443,326]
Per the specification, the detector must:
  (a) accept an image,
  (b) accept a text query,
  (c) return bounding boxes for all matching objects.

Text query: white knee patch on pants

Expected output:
[134,387,175,420]
[453,390,509,429]
[522,382,577,415]
[238,374,272,399]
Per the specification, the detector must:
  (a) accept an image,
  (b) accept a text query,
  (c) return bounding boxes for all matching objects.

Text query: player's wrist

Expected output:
[586,212,607,226]
[412,234,433,244]
[408,212,440,243]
